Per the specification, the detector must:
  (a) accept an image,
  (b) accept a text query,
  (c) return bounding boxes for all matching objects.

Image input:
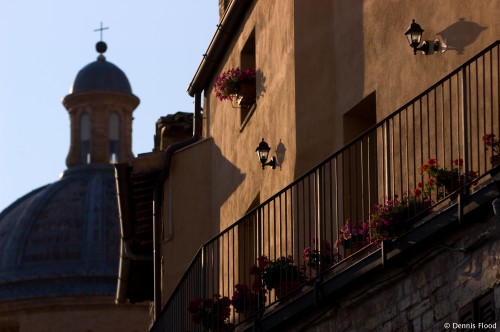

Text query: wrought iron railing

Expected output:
[151,41,500,332]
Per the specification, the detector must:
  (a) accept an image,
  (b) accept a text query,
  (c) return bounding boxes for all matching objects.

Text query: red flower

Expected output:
[454,158,464,167]
[413,188,422,197]
[482,133,496,145]
[427,158,438,167]
[257,255,269,269]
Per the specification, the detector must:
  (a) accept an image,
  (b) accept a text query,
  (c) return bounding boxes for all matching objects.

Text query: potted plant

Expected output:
[250,255,306,301]
[482,133,500,168]
[214,67,256,107]
[420,158,477,199]
[231,283,266,315]
[303,238,339,270]
[334,220,370,252]
[368,191,432,245]
[188,294,233,331]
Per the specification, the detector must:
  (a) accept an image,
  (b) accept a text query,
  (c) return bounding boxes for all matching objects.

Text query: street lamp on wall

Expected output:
[404,19,424,53]
[256,138,277,169]
[405,19,446,55]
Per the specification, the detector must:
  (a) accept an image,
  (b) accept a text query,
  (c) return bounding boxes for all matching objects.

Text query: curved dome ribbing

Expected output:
[0,165,120,301]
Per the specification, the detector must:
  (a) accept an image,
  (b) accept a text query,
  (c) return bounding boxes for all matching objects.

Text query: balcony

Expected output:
[150,41,500,331]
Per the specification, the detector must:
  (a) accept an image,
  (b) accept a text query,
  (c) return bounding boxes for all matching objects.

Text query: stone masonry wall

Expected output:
[290,205,500,332]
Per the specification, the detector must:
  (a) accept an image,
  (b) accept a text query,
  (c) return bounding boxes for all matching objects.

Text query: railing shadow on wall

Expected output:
[150,41,500,332]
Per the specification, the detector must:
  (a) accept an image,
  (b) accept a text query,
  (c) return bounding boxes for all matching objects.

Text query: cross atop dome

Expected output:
[94,22,109,55]
[94,22,109,42]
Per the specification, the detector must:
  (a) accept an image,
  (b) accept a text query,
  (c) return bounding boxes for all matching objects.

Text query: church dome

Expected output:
[0,165,120,301]
[70,42,132,94]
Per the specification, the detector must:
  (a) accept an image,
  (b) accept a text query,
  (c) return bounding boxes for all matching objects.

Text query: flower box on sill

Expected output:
[215,67,256,107]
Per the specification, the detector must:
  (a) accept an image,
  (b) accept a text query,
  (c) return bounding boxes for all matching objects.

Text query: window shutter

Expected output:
[458,302,475,332]
[477,291,495,324]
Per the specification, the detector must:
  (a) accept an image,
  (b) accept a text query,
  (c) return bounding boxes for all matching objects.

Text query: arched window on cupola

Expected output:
[80,113,91,164]
[109,112,120,163]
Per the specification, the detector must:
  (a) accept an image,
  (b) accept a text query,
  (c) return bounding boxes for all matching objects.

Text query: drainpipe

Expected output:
[152,91,202,321]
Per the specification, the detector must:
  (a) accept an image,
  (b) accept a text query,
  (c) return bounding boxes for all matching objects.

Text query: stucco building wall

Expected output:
[158,0,500,319]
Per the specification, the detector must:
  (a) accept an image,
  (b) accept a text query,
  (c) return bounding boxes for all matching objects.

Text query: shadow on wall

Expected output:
[293,1,364,177]
[438,18,487,54]
[256,68,267,100]
[211,140,246,231]
[275,140,287,169]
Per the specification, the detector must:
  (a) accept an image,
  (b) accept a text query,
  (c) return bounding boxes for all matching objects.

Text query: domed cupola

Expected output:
[0,165,120,301]
[0,40,141,302]
[0,35,148,330]
[63,41,140,167]
[70,41,133,94]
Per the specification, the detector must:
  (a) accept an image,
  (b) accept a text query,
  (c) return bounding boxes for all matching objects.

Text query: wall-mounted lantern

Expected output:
[405,19,446,55]
[256,138,277,169]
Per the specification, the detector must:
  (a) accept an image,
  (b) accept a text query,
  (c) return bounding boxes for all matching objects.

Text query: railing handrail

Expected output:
[154,40,500,331]
[196,39,500,248]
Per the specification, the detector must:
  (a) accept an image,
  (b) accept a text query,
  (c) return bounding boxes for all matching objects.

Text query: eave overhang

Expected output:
[187,0,254,97]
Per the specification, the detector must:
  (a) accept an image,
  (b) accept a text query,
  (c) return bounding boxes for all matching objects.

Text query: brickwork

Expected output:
[290,209,500,332]
[63,91,138,167]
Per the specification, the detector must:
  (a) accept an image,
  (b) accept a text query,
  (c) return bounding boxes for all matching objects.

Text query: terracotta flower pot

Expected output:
[274,280,303,301]
[444,176,465,200]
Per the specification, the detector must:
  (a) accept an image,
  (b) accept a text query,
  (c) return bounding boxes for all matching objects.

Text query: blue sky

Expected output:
[0,1,218,211]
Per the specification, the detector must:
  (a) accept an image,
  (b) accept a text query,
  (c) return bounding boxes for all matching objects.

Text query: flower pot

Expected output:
[490,155,500,177]
[274,280,303,301]
[491,155,500,166]
[444,176,465,200]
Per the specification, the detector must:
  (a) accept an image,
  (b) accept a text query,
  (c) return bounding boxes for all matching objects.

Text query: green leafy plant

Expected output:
[334,220,370,250]
[368,192,432,245]
[420,158,477,198]
[303,238,340,269]
[483,133,500,154]
[231,284,266,314]
[250,255,305,292]
[188,294,232,331]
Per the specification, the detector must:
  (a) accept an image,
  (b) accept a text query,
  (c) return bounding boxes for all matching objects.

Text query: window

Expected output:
[109,113,120,163]
[459,289,496,331]
[80,113,91,164]
[238,194,260,285]
[342,92,377,221]
[239,30,256,128]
